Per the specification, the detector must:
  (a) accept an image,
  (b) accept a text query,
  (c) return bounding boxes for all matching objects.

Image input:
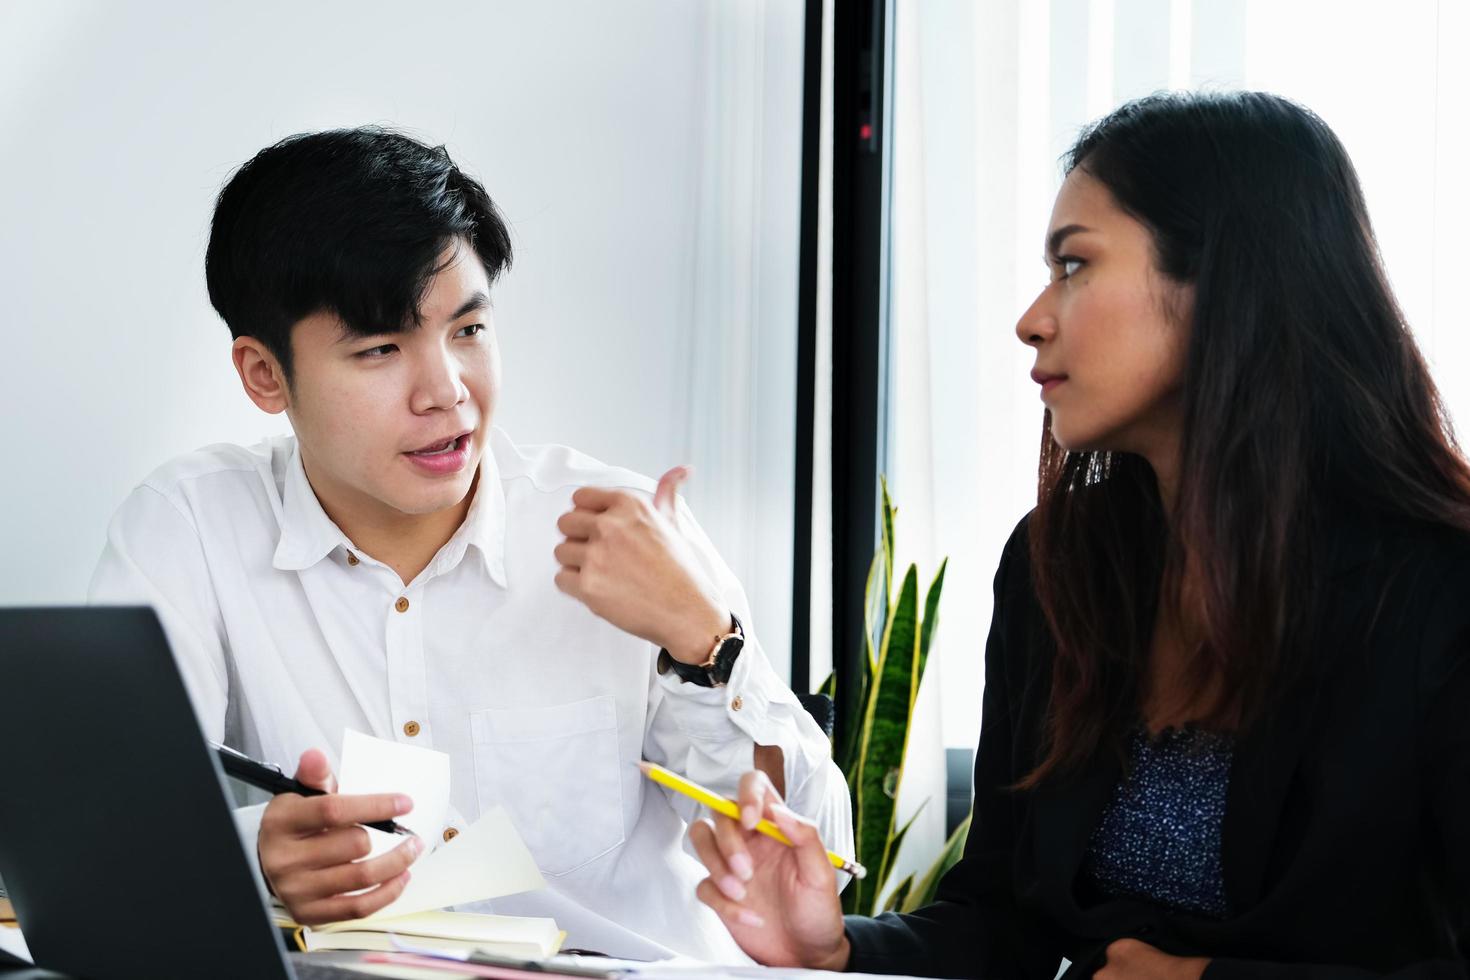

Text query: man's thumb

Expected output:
[294,748,337,794]
[654,465,691,518]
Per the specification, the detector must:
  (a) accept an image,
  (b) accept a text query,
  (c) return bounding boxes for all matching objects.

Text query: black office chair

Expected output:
[797,693,835,738]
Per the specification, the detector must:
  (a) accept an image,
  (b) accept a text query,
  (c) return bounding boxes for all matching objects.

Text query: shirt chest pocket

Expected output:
[470,695,626,877]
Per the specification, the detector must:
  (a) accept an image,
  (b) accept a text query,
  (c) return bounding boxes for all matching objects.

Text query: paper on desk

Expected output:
[339,729,452,853]
[564,959,942,980]
[331,729,544,923]
[0,925,30,965]
[551,955,943,980]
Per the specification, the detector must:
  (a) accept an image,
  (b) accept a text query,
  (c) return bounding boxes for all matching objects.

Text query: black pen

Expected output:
[210,741,413,836]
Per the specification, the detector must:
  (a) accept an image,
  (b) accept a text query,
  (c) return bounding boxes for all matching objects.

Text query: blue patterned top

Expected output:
[1082,726,1234,919]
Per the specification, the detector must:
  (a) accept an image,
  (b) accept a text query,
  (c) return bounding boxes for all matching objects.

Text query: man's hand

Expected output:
[554,466,730,664]
[257,748,422,925]
[1095,939,1210,980]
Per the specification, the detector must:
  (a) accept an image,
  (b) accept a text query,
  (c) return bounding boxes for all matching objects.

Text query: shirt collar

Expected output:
[428,448,508,588]
[271,438,508,589]
[272,442,354,572]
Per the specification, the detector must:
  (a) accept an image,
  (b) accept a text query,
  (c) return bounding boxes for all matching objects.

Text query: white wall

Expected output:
[0,1,804,678]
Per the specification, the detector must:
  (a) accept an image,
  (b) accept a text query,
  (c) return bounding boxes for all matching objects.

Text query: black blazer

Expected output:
[845,512,1470,979]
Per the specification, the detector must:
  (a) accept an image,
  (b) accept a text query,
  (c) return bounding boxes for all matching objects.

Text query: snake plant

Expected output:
[819,478,969,915]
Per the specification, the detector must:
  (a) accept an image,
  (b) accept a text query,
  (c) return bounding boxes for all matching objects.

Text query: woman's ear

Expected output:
[231,336,290,414]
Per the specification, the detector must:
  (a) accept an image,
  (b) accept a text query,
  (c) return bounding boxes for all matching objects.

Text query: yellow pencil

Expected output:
[637,761,867,879]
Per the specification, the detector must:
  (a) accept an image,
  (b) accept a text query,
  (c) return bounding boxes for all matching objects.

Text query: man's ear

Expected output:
[231,337,290,414]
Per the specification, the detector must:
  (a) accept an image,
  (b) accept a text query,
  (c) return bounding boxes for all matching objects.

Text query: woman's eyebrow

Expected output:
[1046,223,1092,258]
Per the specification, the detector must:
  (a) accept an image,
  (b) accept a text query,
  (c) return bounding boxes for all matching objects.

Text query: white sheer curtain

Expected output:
[679,0,807,682]
[883,0,1469,870]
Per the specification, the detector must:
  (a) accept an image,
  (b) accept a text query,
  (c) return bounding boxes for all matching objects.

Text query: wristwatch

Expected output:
[658,613,744,688]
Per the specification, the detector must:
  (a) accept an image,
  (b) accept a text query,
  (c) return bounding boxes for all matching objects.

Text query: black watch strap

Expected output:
[658,613,744,688]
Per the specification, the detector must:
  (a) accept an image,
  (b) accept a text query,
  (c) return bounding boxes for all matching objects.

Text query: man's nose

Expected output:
[410,349,467,413]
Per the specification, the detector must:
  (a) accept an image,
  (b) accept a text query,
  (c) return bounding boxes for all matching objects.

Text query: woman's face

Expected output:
[1016,167,1191,459]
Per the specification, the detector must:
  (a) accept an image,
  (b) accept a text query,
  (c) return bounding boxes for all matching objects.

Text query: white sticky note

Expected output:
[337,729,451,854]
[354,805,546,923]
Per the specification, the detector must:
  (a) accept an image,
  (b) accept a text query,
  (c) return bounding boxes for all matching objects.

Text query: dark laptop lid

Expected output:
[0,607,293,980]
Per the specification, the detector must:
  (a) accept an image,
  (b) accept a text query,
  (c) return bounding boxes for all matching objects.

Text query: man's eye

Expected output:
[456,323,485,338]
[358,344,397,358]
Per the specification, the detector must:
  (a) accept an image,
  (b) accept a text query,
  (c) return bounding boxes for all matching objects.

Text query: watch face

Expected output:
[710,635,744,685]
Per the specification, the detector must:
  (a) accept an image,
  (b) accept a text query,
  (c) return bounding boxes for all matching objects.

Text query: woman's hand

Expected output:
[688,770,850,970]
[1095,938,1210,980]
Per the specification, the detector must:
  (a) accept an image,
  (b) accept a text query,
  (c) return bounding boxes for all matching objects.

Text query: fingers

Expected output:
[653,466,691,518]
[695,877,765,929]
[553,540,588,570]
[713,811,755,886]
[291,867,413,926]
[273,792,413,835]
[264,826,376,883]
[570,486,621,511]
[294,748,337,794]
[285,835,423,905]
[688,818,745,901]
[285,825,375,870]
[769,803,834,888]
[554,568,581,598]
[737,769,782,830]
[556,509,598,540]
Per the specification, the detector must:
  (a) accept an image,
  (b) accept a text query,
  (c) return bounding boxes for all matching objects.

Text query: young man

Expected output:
[88,128,851,961]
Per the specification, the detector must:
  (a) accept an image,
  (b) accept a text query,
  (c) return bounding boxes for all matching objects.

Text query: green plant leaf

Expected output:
[881,873,914,913]
[879,476,895,607]
[916,557,948,683]
[851,563,921,914]
[869,801,925,914]
[862,545,887,677]
[900,813,971,913]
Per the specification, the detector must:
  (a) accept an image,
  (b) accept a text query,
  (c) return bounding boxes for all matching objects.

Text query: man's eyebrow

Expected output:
[450,291,490,322]
[1046,224,1092,259]
[332,291,491,344]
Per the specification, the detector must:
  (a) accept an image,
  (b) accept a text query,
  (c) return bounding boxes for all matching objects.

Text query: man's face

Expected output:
[283,239,501,526]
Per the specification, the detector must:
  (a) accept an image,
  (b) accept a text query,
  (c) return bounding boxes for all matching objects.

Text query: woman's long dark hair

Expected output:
[1023,91,1470,787]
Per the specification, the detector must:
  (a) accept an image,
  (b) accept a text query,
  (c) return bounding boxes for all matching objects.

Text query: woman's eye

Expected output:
[358,344,397,358]
[1060,257,1084,278]
[456,323,485,338]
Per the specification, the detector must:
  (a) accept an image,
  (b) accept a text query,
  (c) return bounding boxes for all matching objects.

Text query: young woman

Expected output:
[688,91,1470,978]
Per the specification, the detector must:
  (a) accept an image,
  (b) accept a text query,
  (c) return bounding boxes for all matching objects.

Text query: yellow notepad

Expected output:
[301,910,563,959]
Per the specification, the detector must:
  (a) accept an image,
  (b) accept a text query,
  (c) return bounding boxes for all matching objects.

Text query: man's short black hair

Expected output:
[205,127,512,381]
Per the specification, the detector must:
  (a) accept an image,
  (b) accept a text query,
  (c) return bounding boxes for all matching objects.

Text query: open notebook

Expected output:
[300,909,563,958]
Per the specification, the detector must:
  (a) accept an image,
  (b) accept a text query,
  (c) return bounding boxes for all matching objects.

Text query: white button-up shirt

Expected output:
[88,428,852,961]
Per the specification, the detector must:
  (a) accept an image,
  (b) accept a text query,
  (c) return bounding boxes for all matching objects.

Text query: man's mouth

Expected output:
[407,432,470,457]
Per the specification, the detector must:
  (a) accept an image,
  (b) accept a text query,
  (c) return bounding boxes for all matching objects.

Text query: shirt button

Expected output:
[395,596,410,613]
[346,552,359,566]
[731,695,744,711]
[442,827,459,843]
[403,720,421,737]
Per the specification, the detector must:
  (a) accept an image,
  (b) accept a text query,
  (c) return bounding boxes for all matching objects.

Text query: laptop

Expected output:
[0,606,379,980]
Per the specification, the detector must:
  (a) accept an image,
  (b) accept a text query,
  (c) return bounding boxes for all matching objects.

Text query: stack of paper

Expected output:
[302,909,562,958]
